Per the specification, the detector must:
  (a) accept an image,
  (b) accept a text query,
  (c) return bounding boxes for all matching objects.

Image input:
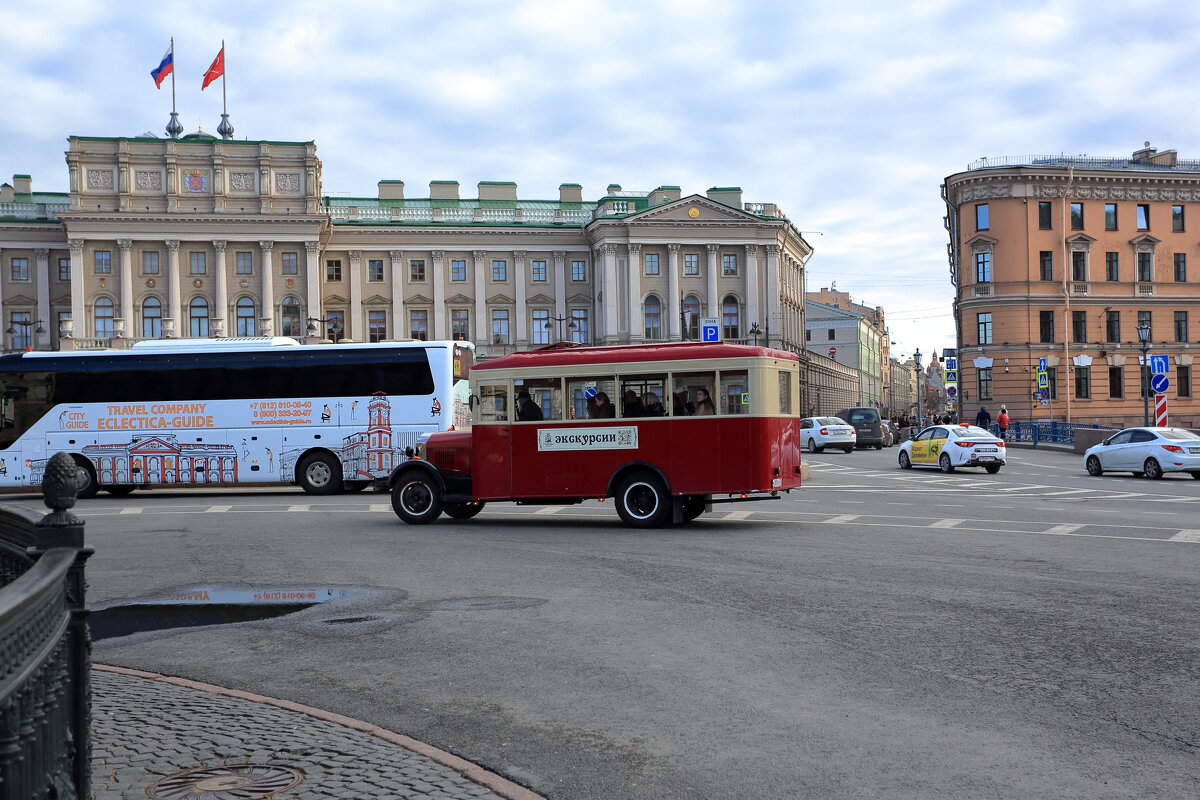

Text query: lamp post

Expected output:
[913,348,923,428]
[544,314,577,342]
[6,318,46,352]
[306,316,343,343]
[747,322,762,347]
[1137,322,1151,426]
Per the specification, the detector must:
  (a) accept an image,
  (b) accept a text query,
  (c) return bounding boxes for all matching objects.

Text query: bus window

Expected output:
[478,384,509,423]
[620,374,667,417]
[778,370,794,416]
[720,370,749,415]
[670,373,715,416]
[567,377,616,420]
[515,378,562,421]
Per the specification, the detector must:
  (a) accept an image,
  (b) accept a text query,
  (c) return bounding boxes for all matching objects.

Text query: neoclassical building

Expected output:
[0,131,812,363]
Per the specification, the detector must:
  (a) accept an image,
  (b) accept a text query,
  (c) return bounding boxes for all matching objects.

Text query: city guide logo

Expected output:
[538,427,638,452]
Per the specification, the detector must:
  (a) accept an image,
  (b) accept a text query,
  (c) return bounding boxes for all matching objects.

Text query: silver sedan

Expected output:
[1083,427,1200,479]
[800,417,857,454]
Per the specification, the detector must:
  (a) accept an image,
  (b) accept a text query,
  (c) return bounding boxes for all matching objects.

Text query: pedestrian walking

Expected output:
[997,406,1010,440]
[975,405,992,427]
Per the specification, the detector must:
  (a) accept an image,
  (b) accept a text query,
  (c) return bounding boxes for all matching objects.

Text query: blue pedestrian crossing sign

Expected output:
[1151,373,1170,393]
[1150,354,1169,375]
[700,317,721,342]
[944,369,958,383]
[1037,372,1049,389]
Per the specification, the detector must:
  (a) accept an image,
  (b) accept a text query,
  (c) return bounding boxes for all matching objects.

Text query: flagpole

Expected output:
[217,40,234,139]
[166,37,183,139]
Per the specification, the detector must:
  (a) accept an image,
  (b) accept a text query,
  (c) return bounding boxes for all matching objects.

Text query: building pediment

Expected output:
[363,294,390,305]
[407,293,432,305]
[1065,233,1097,244]
[1129,233,1160,246]
[567,292,592,304]
[446,293,473,304]
[324,294,349,304]
[490,293,515,305]
[626,194,761,224]
[964,234,998,248]
[5,294,37,306]
[527,293,554,304]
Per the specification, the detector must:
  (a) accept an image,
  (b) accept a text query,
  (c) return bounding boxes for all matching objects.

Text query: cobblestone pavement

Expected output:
[91,666,541,800]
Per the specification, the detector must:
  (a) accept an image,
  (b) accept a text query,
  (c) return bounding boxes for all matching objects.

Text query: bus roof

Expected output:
[0,338,459,363]
[473,342,797,372]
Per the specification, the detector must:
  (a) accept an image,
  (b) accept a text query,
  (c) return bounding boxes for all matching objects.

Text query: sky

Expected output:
[3,0,1200,361]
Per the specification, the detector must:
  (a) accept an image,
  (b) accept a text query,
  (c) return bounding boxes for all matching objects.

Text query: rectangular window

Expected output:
[1039,251,1053,281]
[1039,310,1055,343]
[1038,201,1052,229]
[491,309,510,344]
[531,260,547,281]
[1108,366,1124,399]
[1070,202,1084,229]
[492,260,507,281]
[1105,252,1119,281]
[1074,366,1090,399]
[1173,204,1185,232]
[722,254,738,276]
[451,309,470,341]
[368,259,384,282]
[9,312,31,350]
[976,312,993,345]
[644,301,662,339]
[1138,310,1152,340]
[236,252,253,275]
[644,253,660,276]
[684,253,699,276]
[409,309,428,340]
[1104,203,1118,230]
[58,257,70,281]
[325,310,344,342]
[368,310,387,343]
[281,252,298,275]
[1174,253,1187,282]
[1137,204,1150,230]
[975,252,991,282]
[142,251,160,275]
[94,250,111,274]
[531,309,550,344]
[1071,251,1086,281]
[451,259,467,281]
[326,260,342,281]
[189,252,206,275]
[1106,310,1120,343]
[1047,367,1057,401]
[806,329,812,341]
[1179,365,1193,398]
[827,328,835,341]
[1072,310,1086,343]
[570,309,589,344]
[10,257,28,281]
[410,260,426,281]
[1174,310,1188,342]
[977,367,993,401]
[1137,252,1153,282]
[571,260,587,281]
[975,203,989,230]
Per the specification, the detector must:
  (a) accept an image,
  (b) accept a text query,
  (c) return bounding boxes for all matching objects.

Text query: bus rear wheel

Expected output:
[614,471,670,529]
[392,473,443,524]
[70,456,98,499]
[680,495,707,523]
[298,452,343,495]
[443,501,485,520]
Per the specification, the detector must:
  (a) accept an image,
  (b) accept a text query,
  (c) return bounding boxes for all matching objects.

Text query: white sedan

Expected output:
[898,424,1006,473]
[800,417,857,453]
[1083,427,1200,479]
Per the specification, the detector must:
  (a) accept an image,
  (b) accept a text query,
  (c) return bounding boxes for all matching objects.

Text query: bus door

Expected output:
[471,382,513,499]
[510,377,567,496]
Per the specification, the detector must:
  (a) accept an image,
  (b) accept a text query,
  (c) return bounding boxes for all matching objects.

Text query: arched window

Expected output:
[189,297,209,337]
[280,296,302,337]
[236,297,257,337]
[722,295,740,340]
[94,297,114,338]
[142,296,162,338]
[643,295,662,340]
[682,295,701,340]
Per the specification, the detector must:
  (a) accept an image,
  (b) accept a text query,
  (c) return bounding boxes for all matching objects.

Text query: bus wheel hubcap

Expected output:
[626,483,658,518]
[308,464,330,486]
[402,483,431,513]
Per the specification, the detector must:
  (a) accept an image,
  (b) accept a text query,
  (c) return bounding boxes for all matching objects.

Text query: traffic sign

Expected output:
[944,370,958,383]
[828,346,837,358]
[1038,357,1047,372]
[946,386,958,398]
[700,317,720,342]
[1150,354,1169,375]
[1155,393,1169,427]
[944,357,958,371]
[1151,373,1170,393]
[1037,372,1049,389]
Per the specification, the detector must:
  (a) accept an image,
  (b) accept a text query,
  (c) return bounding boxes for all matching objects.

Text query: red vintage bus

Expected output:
[388,341,802,528]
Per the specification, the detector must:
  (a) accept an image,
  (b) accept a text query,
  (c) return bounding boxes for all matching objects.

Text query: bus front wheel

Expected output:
[70,456,98,499]
[298,452,343,495]
[614,471,671,529]
[392,473,444,524]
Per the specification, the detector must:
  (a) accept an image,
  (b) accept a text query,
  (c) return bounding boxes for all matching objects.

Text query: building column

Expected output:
[305,241,322,323]
[667,243,681,340]
[553,250,567,323]
[0,248,6,345]
[34,248,50,350]
[745,243,760,336]
[765,244,780,348]
[601,244,618,343]
[472,250,487,340]
[165,239,180,335]
[431,250,446,340]
[626,243,641,343]
[513,250,528,347]
[212,240,229,337]
[259,240,275,336]
[706,243,719,317]
[346,250,362,341]
[117,240,134,335]
[389,250,404,339]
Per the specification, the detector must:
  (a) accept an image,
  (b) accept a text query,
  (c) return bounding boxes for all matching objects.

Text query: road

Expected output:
[6,445,1198,800]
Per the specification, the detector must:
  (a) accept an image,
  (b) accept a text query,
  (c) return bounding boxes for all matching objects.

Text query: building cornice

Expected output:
[946,171,1200,205]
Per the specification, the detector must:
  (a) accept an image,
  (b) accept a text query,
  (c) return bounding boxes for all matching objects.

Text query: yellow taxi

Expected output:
[898,424,1006,474]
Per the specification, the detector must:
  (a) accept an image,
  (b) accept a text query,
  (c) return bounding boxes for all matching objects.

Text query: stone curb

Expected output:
[94,663,547,800]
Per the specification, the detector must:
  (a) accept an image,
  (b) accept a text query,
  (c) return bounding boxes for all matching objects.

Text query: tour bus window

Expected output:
[720,370,749,414]
[620,374,667,417]
[778,371,794,416]
[671,373,715,416]
[514,378,562,421]
[567,377,616,420]
[477,384,509,423]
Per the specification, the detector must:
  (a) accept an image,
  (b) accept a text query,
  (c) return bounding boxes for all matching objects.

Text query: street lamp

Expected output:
[544,314,577,342]
[6,318,46,351]
[1137,322,1151,426]
[913,348,923,427]
[306,316,344,343]
[747,322,762,347]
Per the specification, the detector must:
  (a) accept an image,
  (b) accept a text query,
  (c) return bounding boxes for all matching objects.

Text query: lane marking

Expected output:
[287,504,310,513]
[1170,530,1200,542]
[204,505,232,513]
[534,506,564,515]
[724,510,753,520]
[119,507,142,515]
[825,514,860,523]
[930,519,963,528]
[1044,524,1083,534]
[369,504,390,513]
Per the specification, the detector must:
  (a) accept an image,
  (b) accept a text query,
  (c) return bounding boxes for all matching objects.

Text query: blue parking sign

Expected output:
[700,317,720,342]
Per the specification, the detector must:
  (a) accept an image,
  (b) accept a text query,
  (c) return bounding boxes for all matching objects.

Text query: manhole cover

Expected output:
[148,765,303,800]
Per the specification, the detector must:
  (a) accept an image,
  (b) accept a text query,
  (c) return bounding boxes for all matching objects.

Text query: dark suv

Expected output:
[836,407,885,449]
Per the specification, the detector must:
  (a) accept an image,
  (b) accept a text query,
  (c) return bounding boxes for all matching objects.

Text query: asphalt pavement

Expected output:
[7,445,1198,800]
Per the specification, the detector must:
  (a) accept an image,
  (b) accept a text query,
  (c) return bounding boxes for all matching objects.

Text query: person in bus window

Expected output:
[672,391,693,416]
[516,390,544,422]
[622,390,645,418]
[693,388,716,416]
[588,391,615,418]
[642,392,665,417]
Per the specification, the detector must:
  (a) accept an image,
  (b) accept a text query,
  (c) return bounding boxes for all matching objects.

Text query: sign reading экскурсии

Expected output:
[537,427,639,451]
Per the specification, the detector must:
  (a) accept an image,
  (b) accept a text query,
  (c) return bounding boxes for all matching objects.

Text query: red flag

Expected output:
[202,47,224,90]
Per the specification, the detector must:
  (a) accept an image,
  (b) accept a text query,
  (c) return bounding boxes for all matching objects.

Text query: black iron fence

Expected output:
[0,452,92,800]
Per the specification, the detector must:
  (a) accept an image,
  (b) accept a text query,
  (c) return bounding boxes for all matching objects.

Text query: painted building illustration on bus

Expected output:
[280,392,419,482]
[29,434,239,485]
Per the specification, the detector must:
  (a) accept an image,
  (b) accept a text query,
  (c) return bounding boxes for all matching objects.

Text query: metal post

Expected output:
[1141,340,1151,426]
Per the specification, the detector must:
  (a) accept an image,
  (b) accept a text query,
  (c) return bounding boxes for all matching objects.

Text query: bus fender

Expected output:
[387,459,446,493]
[606,460,672,498]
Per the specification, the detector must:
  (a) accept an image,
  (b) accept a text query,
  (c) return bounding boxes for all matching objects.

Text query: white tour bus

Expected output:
[0,337,472,497]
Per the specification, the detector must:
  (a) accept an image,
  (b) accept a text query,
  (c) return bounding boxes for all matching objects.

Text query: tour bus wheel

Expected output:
[105,485,136,496]
[69,456,98,499]
[614,471,671,529]
[391,472,444,524]
[297,452,343,495]
[443,501,486,520]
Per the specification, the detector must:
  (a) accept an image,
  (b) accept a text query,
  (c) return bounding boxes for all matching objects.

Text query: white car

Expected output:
[1083,427,1200,479]
[898,424,1006,473]
[800,417,857,453]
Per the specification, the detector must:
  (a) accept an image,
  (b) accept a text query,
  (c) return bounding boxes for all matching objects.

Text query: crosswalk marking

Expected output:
[369,504,390,513]
[1170,529,1200,542]
[930,519,963,528]
[534,506,564,515]
[287,504,310,513]
[723,510,753,520]
[1044,524,1083,534]
[825,514,860,524]
[119,507,142,515]
[204,505,232,513]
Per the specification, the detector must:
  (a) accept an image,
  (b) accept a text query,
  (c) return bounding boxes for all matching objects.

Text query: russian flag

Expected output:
[151,45,173,89]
